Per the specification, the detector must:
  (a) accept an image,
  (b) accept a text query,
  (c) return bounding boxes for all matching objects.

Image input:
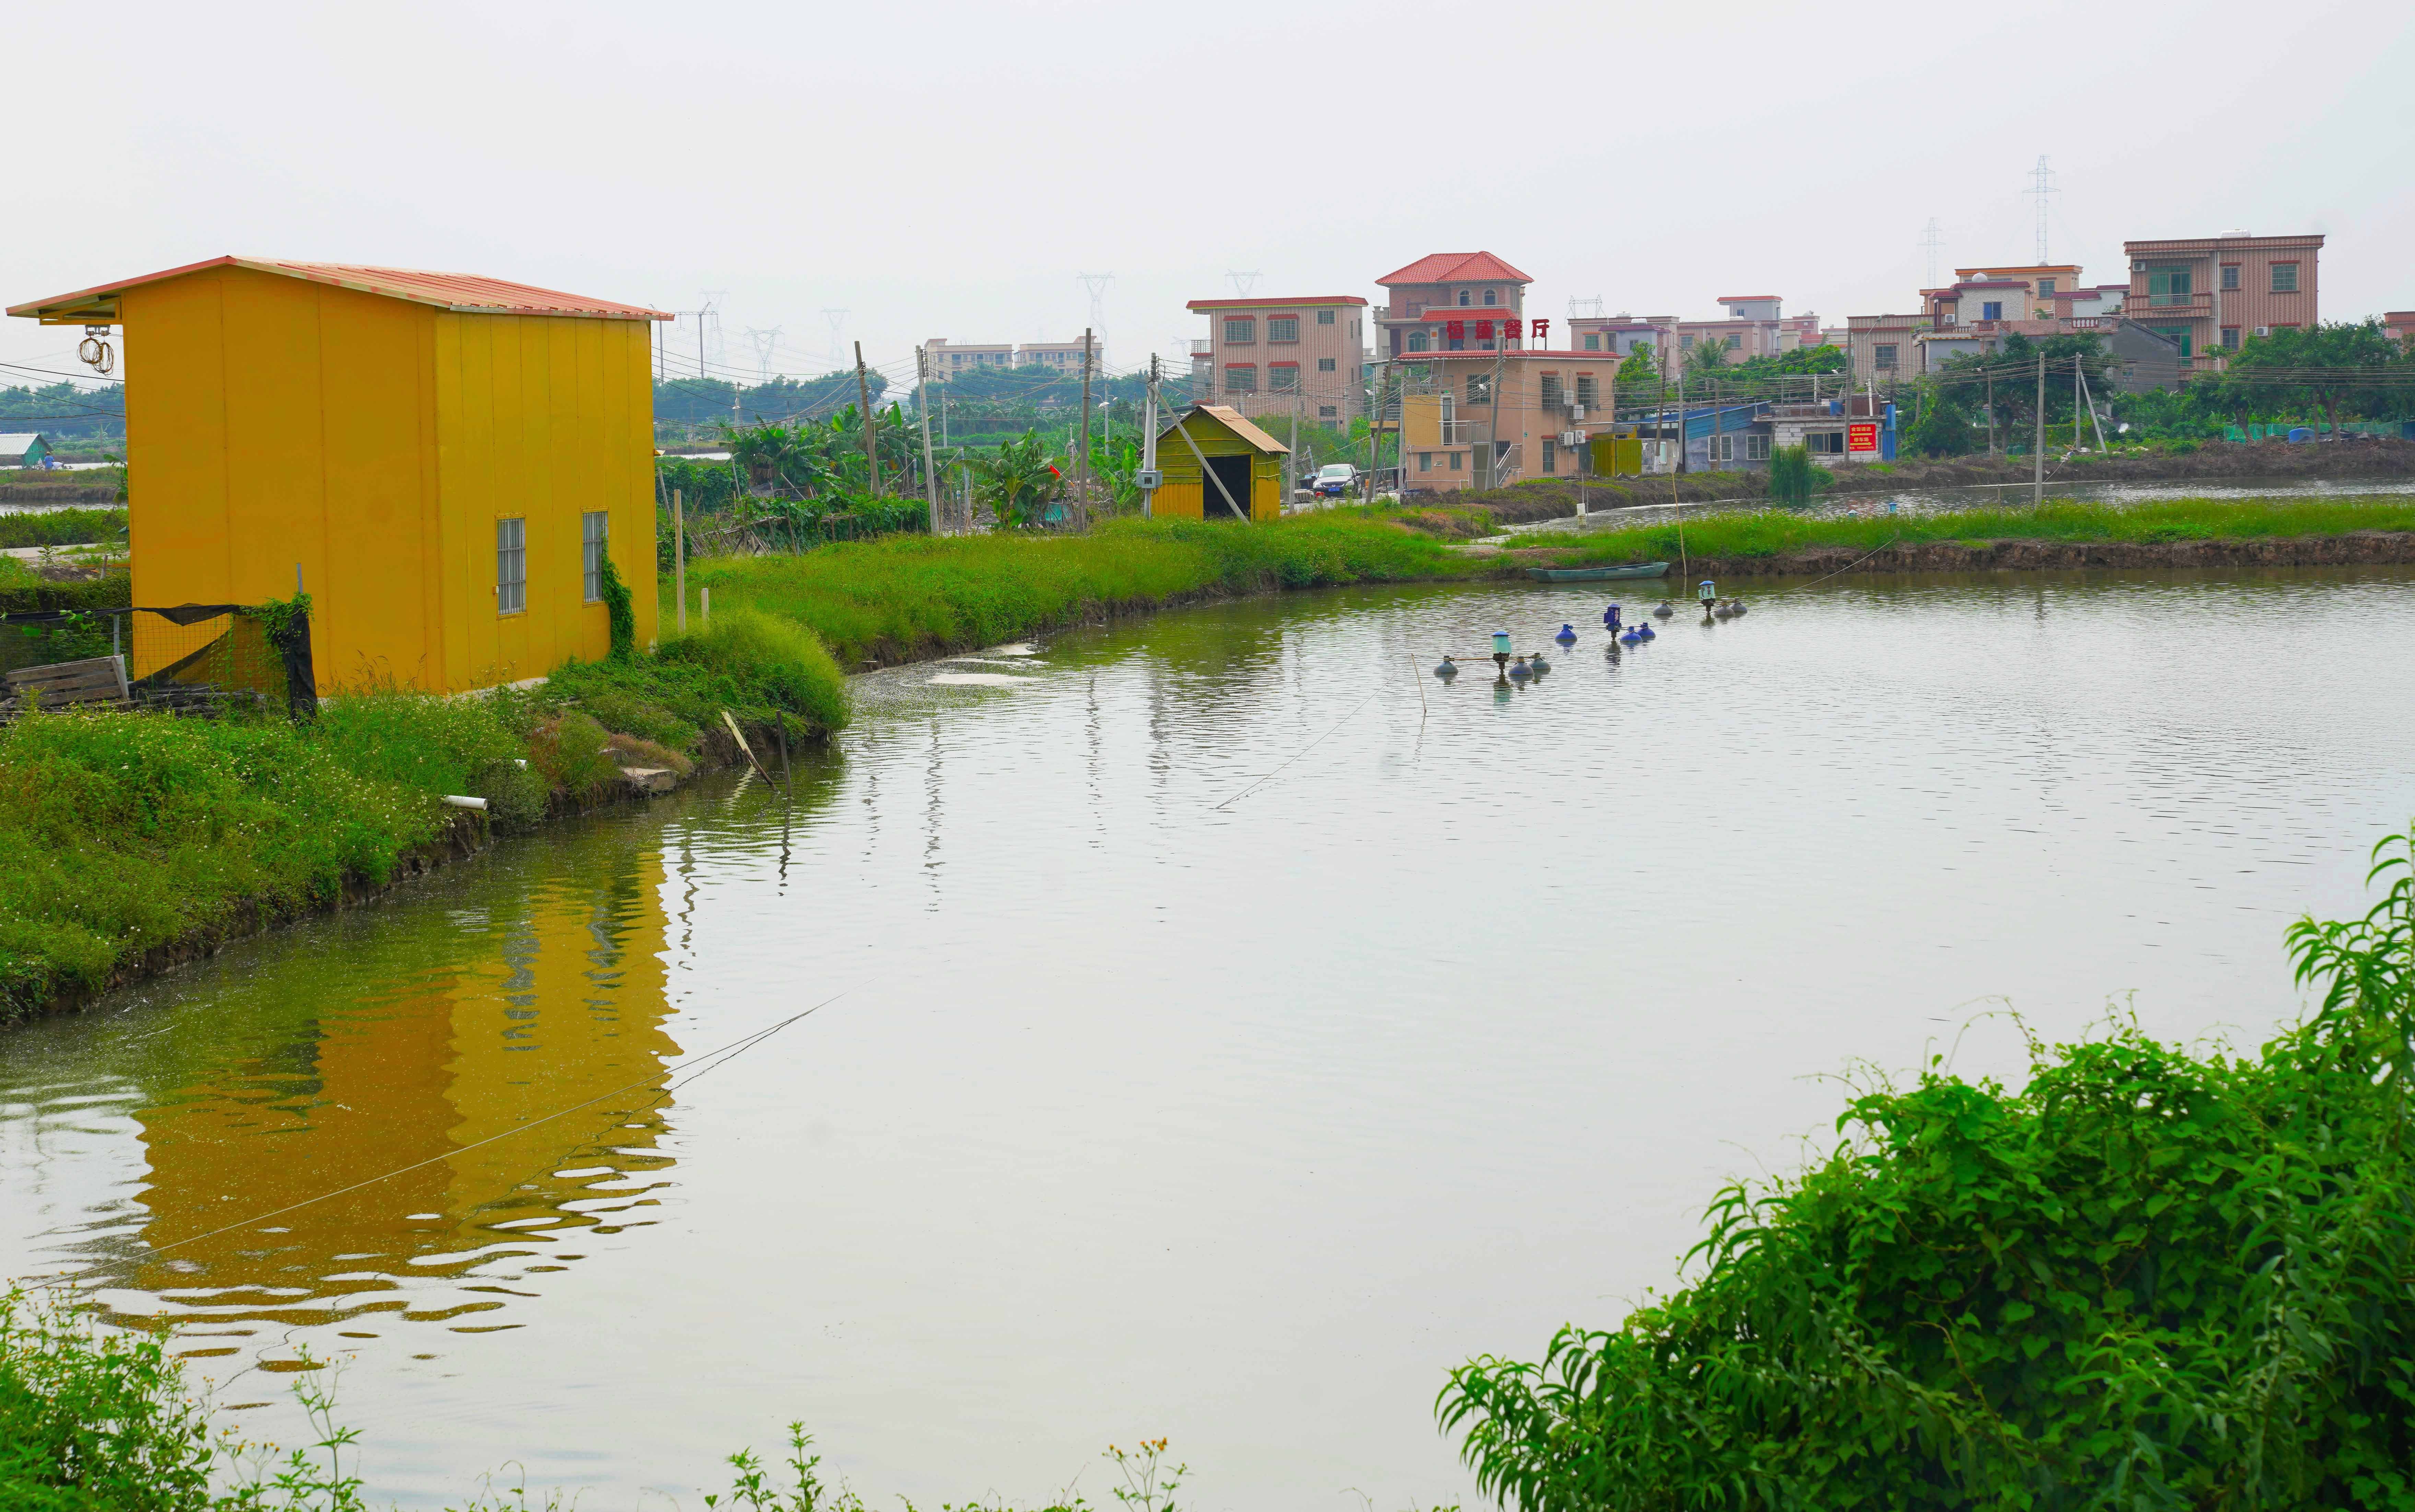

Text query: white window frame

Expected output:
[496,517,527,614]
[581,510,609,602]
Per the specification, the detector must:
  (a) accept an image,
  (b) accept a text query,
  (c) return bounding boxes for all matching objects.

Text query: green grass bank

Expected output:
[1548,493,2415,567]
[0,614,846,1023]
[669,514,1484,665]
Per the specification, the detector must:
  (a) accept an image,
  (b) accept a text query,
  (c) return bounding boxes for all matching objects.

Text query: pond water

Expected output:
[6,566,2415,1509]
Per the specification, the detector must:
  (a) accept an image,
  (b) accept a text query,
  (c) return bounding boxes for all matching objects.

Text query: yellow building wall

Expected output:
[119,265,657,694]
[431,311,658,689]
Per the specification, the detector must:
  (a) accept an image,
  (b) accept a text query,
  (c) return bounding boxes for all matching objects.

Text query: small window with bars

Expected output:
[1539,375,1564,409]
[1267,317,1300,342]
[1269,365,1299,391]
[1575,375,1598,409]
[2270,263,2299,293]
[1224,318,1255,344]
[496,518,527,613]
[582,511,609,602]
[1317,356,1336,371]
[1316,309,1335,324]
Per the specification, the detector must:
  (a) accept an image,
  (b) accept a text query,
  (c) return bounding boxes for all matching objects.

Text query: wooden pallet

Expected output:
[7,654,130,709]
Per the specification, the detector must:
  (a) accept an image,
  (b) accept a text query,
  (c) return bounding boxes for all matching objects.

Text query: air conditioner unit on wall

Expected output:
[1561,431,1583,447]
[2254,326,2270,337]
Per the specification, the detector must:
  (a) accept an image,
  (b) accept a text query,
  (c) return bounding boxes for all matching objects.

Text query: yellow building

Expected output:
[8,257,668,692]
[1150,403,1289,521]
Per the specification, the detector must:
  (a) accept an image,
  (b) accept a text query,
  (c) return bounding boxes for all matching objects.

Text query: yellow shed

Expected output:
[8,257,668,693]
[1151,403,1289,521]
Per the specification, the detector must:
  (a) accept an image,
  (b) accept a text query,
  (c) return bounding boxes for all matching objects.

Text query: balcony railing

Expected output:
[2143,292,2212,313]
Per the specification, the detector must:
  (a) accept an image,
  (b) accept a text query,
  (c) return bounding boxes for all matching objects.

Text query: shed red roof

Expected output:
[1186,295,1367,310]
[1716,294,1781,302]
[8,256,672,322]
[1375,251,1533,287]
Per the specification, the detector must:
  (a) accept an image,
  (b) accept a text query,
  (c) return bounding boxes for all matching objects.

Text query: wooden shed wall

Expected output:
[1152,414,1284,521]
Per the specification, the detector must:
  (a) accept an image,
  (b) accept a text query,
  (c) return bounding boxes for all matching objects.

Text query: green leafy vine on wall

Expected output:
[249,591,313,654]
[597,555,635,660]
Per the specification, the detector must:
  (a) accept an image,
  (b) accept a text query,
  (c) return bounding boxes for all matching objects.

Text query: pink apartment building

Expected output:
[1568,297,1825,375]
[2122,232,2322,366]
[1187,295,1370,427]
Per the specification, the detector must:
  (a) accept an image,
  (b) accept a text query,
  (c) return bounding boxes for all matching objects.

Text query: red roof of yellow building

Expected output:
[8,256,672,323]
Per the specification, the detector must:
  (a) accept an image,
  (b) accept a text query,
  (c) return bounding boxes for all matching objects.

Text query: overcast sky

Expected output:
[6,0,2411,394]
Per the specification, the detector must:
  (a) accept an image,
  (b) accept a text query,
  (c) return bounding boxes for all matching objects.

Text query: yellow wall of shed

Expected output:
[1151,415,1285,521]
[117,264,656,694]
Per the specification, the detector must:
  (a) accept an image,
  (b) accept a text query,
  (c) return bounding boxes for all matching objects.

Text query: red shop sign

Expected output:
[1848,422,1879,452]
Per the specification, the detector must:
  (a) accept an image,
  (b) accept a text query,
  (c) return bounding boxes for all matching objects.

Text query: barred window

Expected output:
[1316,309,1335,324]
[1224,318,1255,344]
[1874,344,1899,369]
[582,511,609,602]
[1267,317,1300,342]
[1465,374,1492,405]
[1575,375,1598,409]
[1539,375,1564,409]
[1317,357,1336,371]
[1225,365,1258,393]
[2271,263,2299,293]
[1270,365,1299,391]
[496,518,527,614]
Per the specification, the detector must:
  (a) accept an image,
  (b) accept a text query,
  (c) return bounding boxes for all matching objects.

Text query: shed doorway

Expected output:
[1203,455,1252,520]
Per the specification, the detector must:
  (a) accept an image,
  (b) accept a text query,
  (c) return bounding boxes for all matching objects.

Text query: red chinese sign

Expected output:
[1848,422,1879,452]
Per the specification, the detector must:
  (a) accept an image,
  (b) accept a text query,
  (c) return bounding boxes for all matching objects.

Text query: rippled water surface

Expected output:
[5,568,2415,1508]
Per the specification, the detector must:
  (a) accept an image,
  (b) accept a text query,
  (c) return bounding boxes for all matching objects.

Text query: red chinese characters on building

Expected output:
[1531,319,1549,340]
[1446,320,1465,340]
[1847,422,1879,452]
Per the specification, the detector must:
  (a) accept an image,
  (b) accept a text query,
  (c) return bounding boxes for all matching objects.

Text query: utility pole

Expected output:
[855,342,880,497]
[1141,353,1160,518]
[1986,368,1998,457]
[1076,328,1094,529]
[916,345,941,535]
[2033,353,2046,507]
[2074,353,2084,450]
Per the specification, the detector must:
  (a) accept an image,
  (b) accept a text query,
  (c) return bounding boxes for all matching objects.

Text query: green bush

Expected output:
[310,683,522,795]
[1441,829,2415,1510]
[0,508,127,549]
[0,1286,215,1511]
[658,608,851,734]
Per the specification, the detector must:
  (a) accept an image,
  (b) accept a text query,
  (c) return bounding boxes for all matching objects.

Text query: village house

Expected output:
[2122,231,2322,368]
[920,338,1018,380]
[1185,294,1369,427]
[1394,348,1619,493]
[1371,252,1532,360]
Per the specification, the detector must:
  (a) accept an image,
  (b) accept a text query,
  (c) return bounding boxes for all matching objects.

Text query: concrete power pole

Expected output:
[855,342,880,497]
[1077,329,1094,529]
[1141,354,1159,518]
[916,345,941,534]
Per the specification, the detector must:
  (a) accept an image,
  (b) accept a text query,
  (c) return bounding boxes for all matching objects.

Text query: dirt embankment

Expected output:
[1668,530,2415,581]
[1425,439,2415,525]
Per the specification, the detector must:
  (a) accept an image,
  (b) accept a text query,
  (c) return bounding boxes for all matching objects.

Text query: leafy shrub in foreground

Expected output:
[1440,829,2415,1510]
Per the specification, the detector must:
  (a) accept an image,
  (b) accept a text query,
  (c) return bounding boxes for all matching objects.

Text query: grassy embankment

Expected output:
[672,513,1485,665]
[0,611,846,1023]
[1541,493,2415,566]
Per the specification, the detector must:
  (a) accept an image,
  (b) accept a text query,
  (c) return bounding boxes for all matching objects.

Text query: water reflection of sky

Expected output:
[5,567,2415,1508]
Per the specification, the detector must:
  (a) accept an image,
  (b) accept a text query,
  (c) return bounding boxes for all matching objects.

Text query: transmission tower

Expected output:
[820,308,849,367]
[2023,157,2058,264]
[1077,272,1113,360]
[698,293,727,369]
[1568,295,1605,321]
[1919,218,1946,288]
[1225,270,1260,296]
[746,327,782,385]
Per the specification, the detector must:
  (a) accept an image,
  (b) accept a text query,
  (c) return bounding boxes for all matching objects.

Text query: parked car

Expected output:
[1311,463,1359,498]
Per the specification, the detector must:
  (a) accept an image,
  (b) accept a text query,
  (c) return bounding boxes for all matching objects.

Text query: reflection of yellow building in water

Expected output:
[124,827,679,1336]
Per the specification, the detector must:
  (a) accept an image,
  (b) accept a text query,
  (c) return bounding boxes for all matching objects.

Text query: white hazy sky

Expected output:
[5,0,2411,393]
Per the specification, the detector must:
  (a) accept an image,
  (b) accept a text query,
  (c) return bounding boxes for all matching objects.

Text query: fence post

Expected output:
[280,607,318,719]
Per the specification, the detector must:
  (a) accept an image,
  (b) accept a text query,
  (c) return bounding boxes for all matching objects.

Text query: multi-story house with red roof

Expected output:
[1372,252,1534,359]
